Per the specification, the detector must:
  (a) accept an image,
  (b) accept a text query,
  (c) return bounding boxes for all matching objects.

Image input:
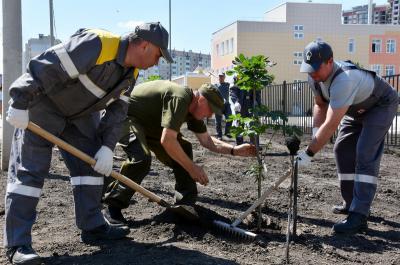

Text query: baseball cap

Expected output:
[218,72,225,77]
[300,41,333,73]
[133,22,173,63]
[198,83,224,115]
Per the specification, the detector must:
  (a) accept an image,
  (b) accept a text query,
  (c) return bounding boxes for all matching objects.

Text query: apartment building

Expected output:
[343,4,389,24]
[24,34,61,69]
[211,2,400,84]
[389,0,400,24]
[137,49,211,83]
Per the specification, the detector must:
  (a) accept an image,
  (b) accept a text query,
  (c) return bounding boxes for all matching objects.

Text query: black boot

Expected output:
[6,245,41,265]
[103,206,128,225]
[81,223,130,244]
[332,212,368,235]
[331,203,349,215]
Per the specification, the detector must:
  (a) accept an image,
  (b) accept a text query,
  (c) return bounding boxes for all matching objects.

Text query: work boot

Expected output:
[81,223,130,244]
[331,203,349,215]
[332,212,368,235]
[103,206,128,225]
[6,245,41,265]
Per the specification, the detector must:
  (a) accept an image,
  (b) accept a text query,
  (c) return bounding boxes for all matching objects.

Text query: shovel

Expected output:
[27,122,199,221]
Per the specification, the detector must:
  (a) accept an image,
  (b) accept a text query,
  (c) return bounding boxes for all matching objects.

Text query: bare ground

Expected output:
[0,125,399,265]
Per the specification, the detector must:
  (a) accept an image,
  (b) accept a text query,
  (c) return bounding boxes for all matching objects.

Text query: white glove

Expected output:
[93,146,114,176]
[6,106,29,129]
[234,102,241,112]
[312,127,319,138]
[297,150,312,168]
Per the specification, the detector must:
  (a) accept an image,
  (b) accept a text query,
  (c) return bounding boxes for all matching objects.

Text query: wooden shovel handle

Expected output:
[27,121,166,205]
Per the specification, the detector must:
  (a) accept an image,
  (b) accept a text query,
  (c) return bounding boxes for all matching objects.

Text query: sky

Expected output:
[0,0,390,72]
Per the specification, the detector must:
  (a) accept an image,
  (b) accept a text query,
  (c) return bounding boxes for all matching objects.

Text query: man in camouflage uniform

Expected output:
[102,81,257,224]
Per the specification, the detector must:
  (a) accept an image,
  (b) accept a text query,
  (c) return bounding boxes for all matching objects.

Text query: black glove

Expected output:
[285,135,301,156]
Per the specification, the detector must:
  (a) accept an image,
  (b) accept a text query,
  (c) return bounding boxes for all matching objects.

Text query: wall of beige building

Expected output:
[211,2,400,84]
[171,74,211,89]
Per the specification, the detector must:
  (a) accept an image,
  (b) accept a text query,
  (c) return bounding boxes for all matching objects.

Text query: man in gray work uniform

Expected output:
[297,41,399,235]
[4,22,172,264]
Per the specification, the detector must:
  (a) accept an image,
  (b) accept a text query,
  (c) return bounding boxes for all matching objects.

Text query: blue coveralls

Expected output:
[313,62,399,216]
[4,29,138,247]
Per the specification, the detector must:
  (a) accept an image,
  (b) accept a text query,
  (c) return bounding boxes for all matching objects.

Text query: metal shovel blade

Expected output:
[167,204,200,222]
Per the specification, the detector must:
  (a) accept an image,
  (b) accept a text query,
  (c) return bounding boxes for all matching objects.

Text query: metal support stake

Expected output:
[292,157,299,239]
[285,155,299,263]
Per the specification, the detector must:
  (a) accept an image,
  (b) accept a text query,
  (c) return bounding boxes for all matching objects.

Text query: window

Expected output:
[372,39,382,53]
[293,24,304,40]
[230,38,234,53]
[293,60,302,65]
[293,51,303,58]
[225,40,229,54]
[294,32,304,39]
[348,39,355,53]
[221,42,225,55]
[371,64,382,76]
[216,44,219,56]
[385,65,395,76]
[293,79,303,83]
[293,25,304,31]
[386,39,396,53]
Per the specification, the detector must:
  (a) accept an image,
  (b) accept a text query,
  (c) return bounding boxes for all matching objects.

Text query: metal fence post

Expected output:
[283,81,287,128]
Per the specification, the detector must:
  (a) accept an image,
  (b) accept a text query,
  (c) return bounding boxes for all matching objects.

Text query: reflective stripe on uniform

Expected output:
[78,75,106,98]
[106,98,116,106]
[338,173,355,181]
[53,44,106,98]
[53,43,79,78]
[119,95,129,103]
[355,174,377,185]
[70,176,104,186]
[6,183,42,198]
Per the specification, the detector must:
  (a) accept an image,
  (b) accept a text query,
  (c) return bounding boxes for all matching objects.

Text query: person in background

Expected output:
[214,73,232,140]
[230,76,261,145]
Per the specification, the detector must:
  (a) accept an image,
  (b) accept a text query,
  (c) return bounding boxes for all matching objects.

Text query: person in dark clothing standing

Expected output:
[230,77,262,145]
[215,73,232,139]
